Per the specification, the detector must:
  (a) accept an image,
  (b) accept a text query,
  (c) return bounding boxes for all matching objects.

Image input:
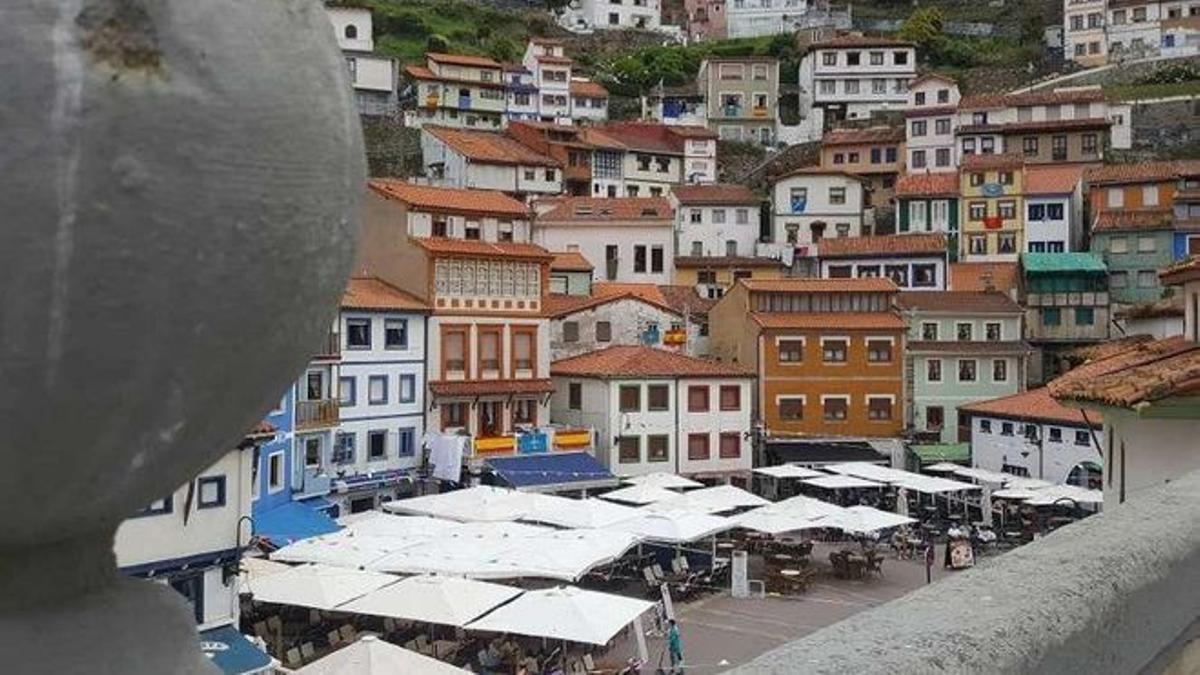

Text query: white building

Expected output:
[535,197,676,284]
[326,5,399,116]
[505,64,541,124]
[905,73,960,173]
[818,233,950,291]
[1107,0,1164,59]
[332,278,430,515]
[404,52,506,129]
[365,180,532,243]
[570,78,610,122]
[1024,165,1084,253]
[523,38,574,123]
[768,168,866,258]
[550,345,754,481]
[1064,0,1108,66]
[560,0,663,31]
[798,34,916,125]
[960,387,1104,485]
[726,0,852,38]
[546,282,710,360]
[420,126,563,197]
[670,183,763,258]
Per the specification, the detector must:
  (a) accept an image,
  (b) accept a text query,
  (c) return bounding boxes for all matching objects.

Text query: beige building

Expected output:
[698,57,780,144]
[820,125,906,207]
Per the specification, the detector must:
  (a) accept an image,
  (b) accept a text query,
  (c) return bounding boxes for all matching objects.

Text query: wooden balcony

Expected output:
[296,399,339,430]
[312,332,340,362]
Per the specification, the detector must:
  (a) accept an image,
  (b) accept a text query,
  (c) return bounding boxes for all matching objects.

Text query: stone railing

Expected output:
[733,469,1200,674]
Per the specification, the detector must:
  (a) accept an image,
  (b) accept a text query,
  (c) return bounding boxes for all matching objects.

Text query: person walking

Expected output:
[667,618,684,673]
[924,542,935,584]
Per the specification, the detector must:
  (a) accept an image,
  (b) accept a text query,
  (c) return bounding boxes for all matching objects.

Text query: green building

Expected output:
[896,173,960,262]
[1089,210,1175,305]
[898,291,1029,443]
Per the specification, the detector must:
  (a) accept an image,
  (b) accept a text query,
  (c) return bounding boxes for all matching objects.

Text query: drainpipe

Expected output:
[674,376,681,477]
[420,314,430,495]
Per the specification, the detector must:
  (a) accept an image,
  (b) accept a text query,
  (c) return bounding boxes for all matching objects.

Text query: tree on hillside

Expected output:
[426,34,450,53]
[899,7,946,53]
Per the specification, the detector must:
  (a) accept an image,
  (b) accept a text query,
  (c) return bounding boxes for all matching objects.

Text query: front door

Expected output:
[479,401,503,437]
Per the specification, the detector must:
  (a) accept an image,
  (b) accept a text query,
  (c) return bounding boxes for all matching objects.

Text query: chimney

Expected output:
[981,271,995,293]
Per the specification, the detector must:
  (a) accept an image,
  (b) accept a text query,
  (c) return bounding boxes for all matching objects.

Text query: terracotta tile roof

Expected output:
[949,262,1020,293]
[369,180,530,217]
[579,127,627,149]
[1024,165,1084,195]
[1049,337,1200,408]
[959,387,1102,426]
[739,277,899,292]
[551,345,754,378]
[667,125,719,139]
[1161,255,1200,285]
[817,233,947,258]
[671,184,760,205]
[569,79,608,97]
[657,285,717,315]
[810,34,915,49]
[412,237,553,260]
[778,166,868,182]
[907,340,1030,354]
[247,420,278,438]
[674,256,788,269]
[342,277,430,312]
[958,118,1111,135]
[597,122,684,154]
[1053,335,1192,385]
[544,282,679,318]
[896,291,1021,314]
[910,73,958,87]
[423,126,559,167]
[960,153,1025,171]
[536,54,573,65]
[427,52,502,68]
[896,172,960,198]
[536,197,674,224]
[1114,297,1184,320]
[822,126,906,146]
[429,379,555,397]
[1084,160,1197,186]
[1060,334,1156,364]
[1093,208,1174,232]
[751,312,907,330]
[404,64,507,89]
[905,104,959,119]
[959,87,1106,110]
[550,250,594,272]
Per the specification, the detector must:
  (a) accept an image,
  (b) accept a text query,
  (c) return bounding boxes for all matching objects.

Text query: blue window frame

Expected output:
[398,374,417,403]
[398,427,416,457]
[339,376,356,406]
[334,432,356,464]
[385,318,409,350]
[132,495,173,518]
[197,476,226,509]
[368,375,388,405]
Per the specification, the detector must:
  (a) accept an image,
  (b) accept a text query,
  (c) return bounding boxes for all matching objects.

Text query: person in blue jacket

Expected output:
[668,618,684,672]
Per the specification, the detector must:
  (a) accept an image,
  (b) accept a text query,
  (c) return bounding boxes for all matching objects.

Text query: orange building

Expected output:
[709,278,906,439]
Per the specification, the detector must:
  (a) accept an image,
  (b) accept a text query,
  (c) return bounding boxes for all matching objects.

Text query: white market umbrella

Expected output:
[621,472,703,490]
[248,563,398,610]
[296,635,467,674]
[644,484,770,514]
[1004,477,1054,490]
[270,533,399,569]
[340,512,454,538]
[521,494,641,529]
[753,465,826,480]
[239,557,292,595]
[764,494,847,520]
[992,487,1039,501]
[802,475,885,490]
[1024,485,1103,506]
[923,462,963,473]
[337,575,522,627]
[951,467,1013,485]
[467,586,654,646]
[822,506,915,535]
[382,485,537,522]
[598,483,682,505]
[603,510,733,544]
[734,510,830,535]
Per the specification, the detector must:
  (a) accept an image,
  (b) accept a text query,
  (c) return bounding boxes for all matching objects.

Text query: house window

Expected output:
[651,247,664,273]
[688,385,710,412]
[1138,270,1158,288]
[596,321,612,342]
[512,328,535,371]
[894,51,909,64]
[736,208,750,224]
[926,406,944,430]
[912,120,927,137]
[443,327,468,375]
[829,187,846,205]
[969,235,987,255]
[690,209,703,224]
[339,376,356,406]
[867,397,892,420]
[562,321,580,343]
[956,323,973,341]
[867,339,892,363]
[858,265,881,278]
[368,375,388,404]
[544,169,556,182]
[927,358,942,382]
[779,339,804,362]
[1143,186,1160,206]
[1075,430,1091,446]
[347,318,371,349]
[823,397,849,421]
[1049,427,1063,443]
[847,51,861,65]
[720,385,741,411]
[647,435,669,462]
[822,339,848,363]
[913,265,937,287]
[1076,307,1095,325]
[986,322,1002,341]
[398,374,416,403]
[1001,422,1014,436]
[464,222,481,240]
[999,201,1016,220]
[979,418,991,434]
[688,433,711,460]
[1109,236,1129,253]
[1111,271,1129,288]
[822,52,837,66]
[384,319,408,349]
[647,384,670,411]
[1029,204,1046,221]
[303,436,322,468]
[713,433,741,460]
[268,453,284,492]
[441,402,468,430]
[197,476,226,509]
[922,323,938,340]
[368,430,387,460]
[397,427,415,457]
[618,436,641,463]
[333,432,354,465]
[969,202,986,221]
[935,148,950,166]
[512,398,537,426]
[1082,134,1098,155]
[568,382,582,410]
[779,397,804,420]
[885,265,908,287]
[619,385,641,412]
[1043,308,1062,326]
[911,150,927,169]
[998,233,1016,254]
[999,172,1014,186]
[1107,188,1125,208]
[134,495,174,517]
[478,327,501,372]
[828,265,852,278]
[935,118,951,135]
[993,359,1008,382]
[958,359,977,382]
[1137,236,1157,253]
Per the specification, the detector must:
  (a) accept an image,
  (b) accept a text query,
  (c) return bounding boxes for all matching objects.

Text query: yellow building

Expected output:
[674,257,790,299]
[959,153,1025,263]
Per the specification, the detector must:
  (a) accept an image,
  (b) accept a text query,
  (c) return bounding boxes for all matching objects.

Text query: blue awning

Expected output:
[199,624,273,675]
[486,452,618,492]
[254,500,340,546]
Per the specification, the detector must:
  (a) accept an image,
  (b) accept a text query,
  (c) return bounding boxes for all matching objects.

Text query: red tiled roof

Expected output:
[569,79,608,97]
[1024,165,1084,195]
[1060,334,1157,363]
[674,256,788,269]
[896,172,960,197]
[949,262,1020,293]
[247,420,278,438]
[536,54,573,65]
[1053,335,1192,385]
[1049,337,1200,408]
[1114,298,1184,320]
[545,282,679,318]
[822,126,906,146]
[817,233,947,258]
[896,290,1021,314]
[536,197,673,224]
[550,250,594,272]
[404,64,508,90]
[342,277,430,312]
[810,34,915,49]
[958,118,1111,135]
[369,180,530,217]
[671,184,760,205]
[960,153,1025,171]
[959,87,1106,109]
[551,345,754,378]
[739,277,899,292]
[667,125,719,139]
[751,312,907,330]
[423,126,559,167]
[1161,255,1200,285]
[597,122,684,154]
[427,52,502,68]
[1093,208,1174,232]
[778,166,868,182]
[429,379,555,397]
[959,387,1101,426]
[412,237,553,260]
[657,285,717,315]
[1084,160,1197,186]
[579,127,627,149]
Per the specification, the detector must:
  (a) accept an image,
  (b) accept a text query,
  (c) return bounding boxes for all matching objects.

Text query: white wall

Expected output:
[1102,409,1200,510]
[970,415,1103,485]
[536,224,675,284]
[407,211,532,243]
[676,378,753,476]
[771,173,864,250]
[550,298,703,360]
[348,54,395,93]
[550,377,613,463]
[819,255,947,290]
[1025,196,1072,252]
[327,7,374,52]
[675,203,762,258]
